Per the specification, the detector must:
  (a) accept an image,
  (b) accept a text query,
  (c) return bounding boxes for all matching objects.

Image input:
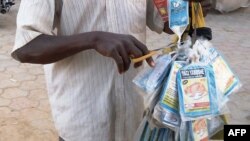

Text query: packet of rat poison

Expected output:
[179,117,225,141]
[190,119,209,141]
[200,46,241,98]
[133,55,172,95]
[153,61,186,129]
[177,64,220,121]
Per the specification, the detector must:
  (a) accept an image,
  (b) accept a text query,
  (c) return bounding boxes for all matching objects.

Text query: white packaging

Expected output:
[214,0,250,13]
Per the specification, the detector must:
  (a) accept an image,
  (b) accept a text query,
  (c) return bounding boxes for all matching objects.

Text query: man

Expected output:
[12,0,211,141]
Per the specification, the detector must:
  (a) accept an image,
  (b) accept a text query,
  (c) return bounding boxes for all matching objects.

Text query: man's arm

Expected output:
[12,33,92,64]
[12,31,154,74]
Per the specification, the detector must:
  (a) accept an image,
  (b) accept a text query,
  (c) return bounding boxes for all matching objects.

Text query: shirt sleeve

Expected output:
[146,0,164,34]
[13,0,56,52]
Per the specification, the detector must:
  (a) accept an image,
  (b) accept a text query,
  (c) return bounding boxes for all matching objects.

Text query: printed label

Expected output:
[180,68,210,113]
[161,62,184,111]
[181,68,206,79]
[192,119,209,141]
[201,48,239,96]
[212,56,236,95]
[133,55,171,94]
[163,110,179,125]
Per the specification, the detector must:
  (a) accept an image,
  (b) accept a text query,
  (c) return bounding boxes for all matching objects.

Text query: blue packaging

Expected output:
[177,64,220,121]
[179,121,192,141]
[157,129,165,141]
[207,116,225,138]
[168,0,189,29]
[200,47,241,98]
[133,55,172,95]
[189,119,209,141]
[153,61,186,129]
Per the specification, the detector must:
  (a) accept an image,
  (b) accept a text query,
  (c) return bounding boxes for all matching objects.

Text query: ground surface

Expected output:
[0,1,250,141]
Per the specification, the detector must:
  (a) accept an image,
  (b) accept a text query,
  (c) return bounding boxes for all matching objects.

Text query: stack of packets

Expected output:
[133,0,242,141]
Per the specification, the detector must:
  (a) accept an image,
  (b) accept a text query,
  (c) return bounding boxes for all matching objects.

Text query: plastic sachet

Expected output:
[179,119,209,141]
[167,129,176,141]
[134,117,163,141]
[189,119,209,141]
[194,39,241,99]
[133,55,172,109]
[178,121,192,141]
[157,128,165,141]
[148,128,157,141]
[133,55,172,95]
[177,63,220,121]
[140,121,153,141]
[134,119,175,141]
[207,116,225,138]
[153,61,186,129]
[159,128,175,141]
[176,36,195,62]
[177,119,209,141]
[168,0,189,45]
[178,116,225,141]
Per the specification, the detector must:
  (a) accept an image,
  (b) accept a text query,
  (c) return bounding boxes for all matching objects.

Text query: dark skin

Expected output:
[12,32,153,74]
[12,0,211,74]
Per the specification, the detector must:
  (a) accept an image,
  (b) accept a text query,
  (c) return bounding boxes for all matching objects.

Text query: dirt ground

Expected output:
[0,1,250,141]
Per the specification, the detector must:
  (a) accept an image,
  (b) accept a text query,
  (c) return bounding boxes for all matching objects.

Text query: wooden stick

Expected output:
[131,51,158,63]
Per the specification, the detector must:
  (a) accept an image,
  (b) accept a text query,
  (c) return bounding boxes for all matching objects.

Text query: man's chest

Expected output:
[59,0,147,34]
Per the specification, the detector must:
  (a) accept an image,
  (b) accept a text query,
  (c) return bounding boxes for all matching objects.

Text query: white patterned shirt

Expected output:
[13,0,163,141]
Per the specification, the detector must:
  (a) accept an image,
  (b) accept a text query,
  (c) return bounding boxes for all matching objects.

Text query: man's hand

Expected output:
[12,32,154,74]
[93,32,154,74]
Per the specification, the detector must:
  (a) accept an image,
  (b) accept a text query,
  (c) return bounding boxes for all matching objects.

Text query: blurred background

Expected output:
[0,0,250,141]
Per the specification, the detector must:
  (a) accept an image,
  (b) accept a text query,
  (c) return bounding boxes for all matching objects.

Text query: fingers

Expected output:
[111,49,124,74]
[118,46,131,72]
[134,62,143,68]
[129,36,155,67]
[122,40,143,69]
[126,41,144,59]
[112,35,155,74]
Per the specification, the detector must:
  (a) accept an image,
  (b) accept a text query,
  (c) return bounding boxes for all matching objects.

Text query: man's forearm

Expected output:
[12,32,96,64]
[12,31,154,73]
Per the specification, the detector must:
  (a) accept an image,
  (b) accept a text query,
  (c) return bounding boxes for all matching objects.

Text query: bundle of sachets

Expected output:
[133,0,242,141]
